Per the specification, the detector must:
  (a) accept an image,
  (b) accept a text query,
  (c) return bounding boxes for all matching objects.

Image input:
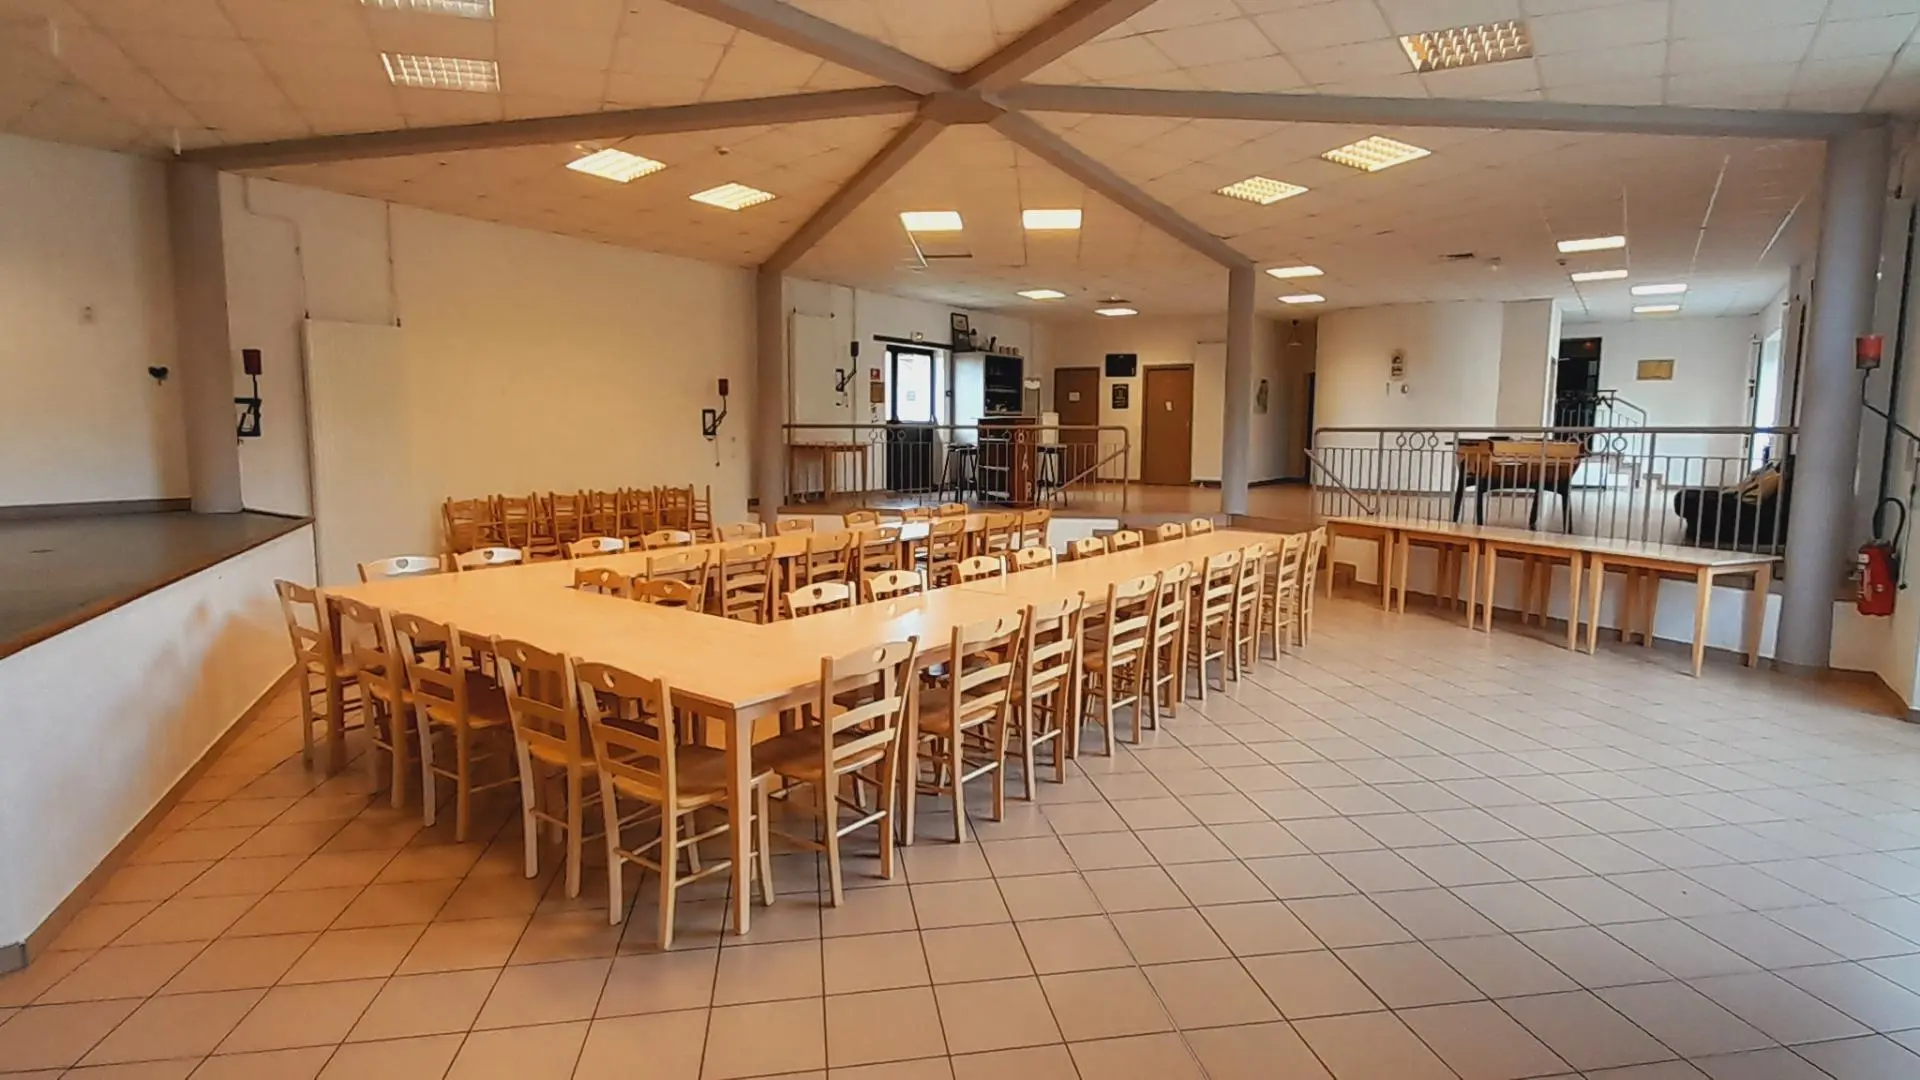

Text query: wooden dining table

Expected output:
[327,527,1283,936]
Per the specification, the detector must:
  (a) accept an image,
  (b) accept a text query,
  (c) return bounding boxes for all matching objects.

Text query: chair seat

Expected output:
[421,673,511,728]
[753,727,887,781]
[609,744,768,802]
[916,695,998,738]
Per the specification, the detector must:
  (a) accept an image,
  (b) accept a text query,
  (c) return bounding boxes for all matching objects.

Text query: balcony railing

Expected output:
[1311,424,1797,553]
[783,423,1133,513]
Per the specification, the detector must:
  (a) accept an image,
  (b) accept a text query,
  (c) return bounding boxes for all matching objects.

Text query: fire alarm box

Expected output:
[1858,335,1885,370]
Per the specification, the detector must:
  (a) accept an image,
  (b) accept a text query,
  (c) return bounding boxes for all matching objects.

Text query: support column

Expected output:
[754,265,786,524]
[1778,124,1892,670]
[1221,264,1256,516]
[165,163,242,514]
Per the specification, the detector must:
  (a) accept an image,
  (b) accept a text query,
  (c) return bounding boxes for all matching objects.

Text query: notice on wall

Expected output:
[1111,385,1130,410]
[1636,358,1675,381]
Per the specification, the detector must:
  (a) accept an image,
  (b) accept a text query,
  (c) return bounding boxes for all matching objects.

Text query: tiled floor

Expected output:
[9,598,1920,1079]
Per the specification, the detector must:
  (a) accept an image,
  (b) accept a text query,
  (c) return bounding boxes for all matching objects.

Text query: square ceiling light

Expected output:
[1280,294,1326,304]
[1631,282,1688,296]
[1401,20,1532,73]
[1018,289,1065,300]
[382,53,498,91]
[363,0,492,16]
[690,182,776,211]
[1217,177,1307,205]
[1557,235,1626,253]
[1634,304,1681,314]
[1023,209,1082,230]
[1322,136,1431,173]
[566,148,665,183]
[1266,265,1323,280]
[901,211,963,232]
[1570,269,1628,283]
[1096,307,1137,317]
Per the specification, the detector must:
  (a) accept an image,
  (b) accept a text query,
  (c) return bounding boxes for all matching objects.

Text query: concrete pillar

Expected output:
[165,163,242,514]
[1221,264,1256,516]
[754,265,786,524]
[1778,125,1892,671]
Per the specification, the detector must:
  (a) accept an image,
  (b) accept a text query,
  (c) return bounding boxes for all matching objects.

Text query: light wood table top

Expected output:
[1324,516,1779,569]
[958,531,1276,604]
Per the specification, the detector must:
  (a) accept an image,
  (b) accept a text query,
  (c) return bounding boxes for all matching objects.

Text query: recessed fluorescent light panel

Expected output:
[1217,177,1307,205]
[1280,294,1326,304]
[1400,20,1533,73]
[1570,269,1629,283]
[1266,265,1323,280]
[1095,307,1137,317]
[1634,304,1681,314]
[565,148,665,183]
[900,211,963,232]
[363,0,493,16]
[1557,235,1626,254]
[1322,136,1431,173]
[1631,283,1689,296]
[1022,209,1082,231]
[689,182,776,211]
[1018,289,1066,300]
[381,53,498,91]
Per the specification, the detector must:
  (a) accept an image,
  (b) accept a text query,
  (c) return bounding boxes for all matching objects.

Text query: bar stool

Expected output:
[1035,446,1064,495]
[942,444,979,501]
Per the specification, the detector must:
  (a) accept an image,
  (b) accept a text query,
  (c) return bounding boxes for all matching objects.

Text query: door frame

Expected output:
[1140,363,1195,486]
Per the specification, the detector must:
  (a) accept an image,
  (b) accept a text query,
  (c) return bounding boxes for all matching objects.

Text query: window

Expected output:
[889,346,936,423]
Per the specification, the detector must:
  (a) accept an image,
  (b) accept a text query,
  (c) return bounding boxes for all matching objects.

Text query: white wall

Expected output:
[1562,315,1759,461]
[1496,299,1559,428]
[1316,302,1506,432]
[0,525,311,948]
[0,134,186,507]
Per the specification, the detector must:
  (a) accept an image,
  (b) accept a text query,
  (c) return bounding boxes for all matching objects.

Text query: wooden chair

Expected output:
[912,613,1023,844]
[1012,545,1056,572]
[716,539,777,623]
[657,485,695,531]
[1067,536,1107,561]
[843,509,880,529]
[642,529,695,550]
[639,548,709,596]
[332,596,414,809]
[442,498,492,553]
[804,530,856,585]
[548,491,585,546]
[689,485,715,540]
[526,494,564,560]
[275,580,356,767]
[935,503,969,518]
[635,578,703,611]
[576,661,774,940]
[1262,533,1309,657]
[391,612,513,841]
[1018,508,1051,549]
[358,555,443,582]
[787,581,855,618]
[752,639,919,904]
[584,490,622,537]
[1189,550,1241,699]
[496,494,536,551]
[1011,595,1081,797]
[718,521,765,541]
[1152,522,1186,543]
[1299,526,1328,643]
[1144,563,1192,728]
[1108,529,1144,553]
[982,512,1020,557]
[1188,518,1215,536]
[618,488,657,543]
[901,506,934,522]
[566,536,626,559]
[455,546,524,571]
[924,517,967,586]
[854,526,903,578]
[1231,543,1267,680]
[1081,574,1154,754]
[864,569,924,602]
[574,566,632,597]
[777,518,816,535]
[495,638,596,898]
[957,555,1005,583]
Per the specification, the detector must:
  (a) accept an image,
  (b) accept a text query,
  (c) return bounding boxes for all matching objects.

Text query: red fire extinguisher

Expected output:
[1859,498,1905,617]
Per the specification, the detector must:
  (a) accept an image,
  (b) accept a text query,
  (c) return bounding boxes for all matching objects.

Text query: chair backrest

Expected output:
[619,488,656,538]
[787,580,854,617]
[496,494,536,548]
[718,521,765,541]
[1068,536,1107,561]
[1018,508,1051,548]
[1152,522,1186,543]
[936,503,969,518]
[843,510,880,529]
[717,539,776,622]
[584,490,622,536]
[635,578,703,611]
[442,499,490,553]
[359,555,443,582]
[814,638,920,777]
[640,548,709,592]
[689,485,714,536]
[1236,543,1267,614]
[330,595,403,703]
[1188,518,1215,535]
[1271,532,1308,599]
[1300,526,1328,601]
[495,637,585,767]
[864,569,925,602]
[944,613,1025,728]
[575,661,678,804]
[982,512,1020,552]
[805,530,856,584]
[389,611,478,722]
[1151,563,1193,646]
[1012,545,1055,571]
[926,517,968,585]
[1198,549,1242,623]
[1108,529,1144,552]
[574,566,632,597]
[274,580,329,672]
[854,525,902,575]
[957,554,1005,582]
[566,535,626,559]
[901,506,933,522]
[657,485,695,530]
[547,491,584,544]
[454,546,524,571]
[1021,594,1082,702]
[642,529,695,550]
[777,518,816,535]
[1093,573,1156,665]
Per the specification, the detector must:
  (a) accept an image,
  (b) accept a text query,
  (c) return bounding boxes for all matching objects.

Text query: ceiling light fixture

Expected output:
[1217,177,1307,205]
[363,0,493,16]
[689,182,776,211]
[1557,235,1626,253]
[1570,269,1629,283]
[1634,304,1682,314]
[1322,136,1431,173]
[565,148,665,184]
[381,53,498,92]
[1265,265,1324,280]
[1022,209,1082,231]
[1631,283,1689,296]
[1400,20,1533,73]
[1018,289,1066,300]
[1280,294,1326,304]
[1095,307,1137,317]
[900,211,963,232]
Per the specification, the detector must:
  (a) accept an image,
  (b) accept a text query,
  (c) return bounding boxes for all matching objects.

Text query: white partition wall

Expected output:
[303,320,415,586]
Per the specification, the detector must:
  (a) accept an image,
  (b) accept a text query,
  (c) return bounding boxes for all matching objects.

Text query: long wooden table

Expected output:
[329,528,1280,936]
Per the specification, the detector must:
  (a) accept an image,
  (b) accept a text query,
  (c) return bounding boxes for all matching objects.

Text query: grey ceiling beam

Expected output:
[963,0,1158,92]
[992,111,1247,269]
[1001,85,1885,140]
[177,87,922,170]
[764,114,945,274]
[662,0,955,95]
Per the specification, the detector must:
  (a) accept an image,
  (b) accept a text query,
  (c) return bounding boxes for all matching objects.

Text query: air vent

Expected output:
[1443,252,1477,262]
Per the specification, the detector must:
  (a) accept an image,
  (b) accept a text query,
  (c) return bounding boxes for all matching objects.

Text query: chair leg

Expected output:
[565,769,584,899]
[657,808,679,948]
[878,754,899,883]
[454,726,473,842]
[1019,703,1038,801]
[517,747,540,879]
[417,712,439,830]
[602,781,625,926]
[989,719,1008,824]
[755,781,776,906]
[825,773,846,906]
[948,736,968,844]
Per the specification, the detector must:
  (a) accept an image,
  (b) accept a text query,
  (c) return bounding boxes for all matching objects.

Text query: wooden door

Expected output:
[1140,365,1194,486]
[1053,365,1103,483]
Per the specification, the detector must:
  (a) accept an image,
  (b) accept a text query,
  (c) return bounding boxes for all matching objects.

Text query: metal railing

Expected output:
[783,423,1132,513]
[1311,424,1797,553]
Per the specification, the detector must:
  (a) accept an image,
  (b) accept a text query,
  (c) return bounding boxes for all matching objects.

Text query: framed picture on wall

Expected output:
[949,312,970,348]
[1111,384,1130,410]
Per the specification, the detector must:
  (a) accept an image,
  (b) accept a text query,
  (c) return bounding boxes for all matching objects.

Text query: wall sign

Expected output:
[1636,358,1675,381]
[1105,353,1138,378]
[1111,384,1130,410]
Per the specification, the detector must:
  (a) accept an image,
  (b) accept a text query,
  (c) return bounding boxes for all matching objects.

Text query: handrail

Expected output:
[1314,424,1798,437]
[1305,448,1377,516]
